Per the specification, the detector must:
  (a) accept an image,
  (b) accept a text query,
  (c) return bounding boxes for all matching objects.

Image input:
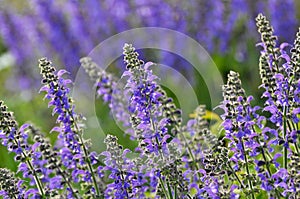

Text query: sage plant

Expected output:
[0,13,299,199]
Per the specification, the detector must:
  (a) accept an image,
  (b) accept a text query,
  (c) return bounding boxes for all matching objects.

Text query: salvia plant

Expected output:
[0,0,297,89]
[0,13,299,199]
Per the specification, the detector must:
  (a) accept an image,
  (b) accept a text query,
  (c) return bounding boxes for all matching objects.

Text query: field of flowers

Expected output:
[0,1,299,199]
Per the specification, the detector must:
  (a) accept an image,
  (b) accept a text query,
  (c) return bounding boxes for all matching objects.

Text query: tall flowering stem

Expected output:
[0,101,45,198]
[38,58,102,198]
[122,43,171,197]
[289,28,300,154]
[256,20,287,171]
[102,135,134,198]
[124,44,200,186]
[221,71,258,198]
[80,57,133,137]
[183,105,235,197]
[256,13,300,183]
[122,43,190,198]
[28,125,79,198]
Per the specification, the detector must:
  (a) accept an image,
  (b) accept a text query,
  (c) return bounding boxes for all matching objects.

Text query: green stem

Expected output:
[159,177,170,199]
[25,159,45,198]
[287,121,300,156]
[241,140,255,199]
[283,106,288,169]
[254,137,272,177]
[51,159,79,198]
[180,132,199,171]
[78,131,101,196]
[295,143,300,156]
[13,137,45,198]
[170,114,201,178]
[69,112,101,197]
[228,163,244,189]
[167,182,173,199]
[174,186,177,199]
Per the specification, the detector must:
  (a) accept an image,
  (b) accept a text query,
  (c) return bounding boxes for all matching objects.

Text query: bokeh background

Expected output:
[0,0,299,171]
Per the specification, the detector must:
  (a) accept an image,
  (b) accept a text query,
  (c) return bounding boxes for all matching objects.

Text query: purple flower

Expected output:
[0,168,27,198]
[102,134,148,198]
[38,57,103,197]
[80,57,133,138]
[0,102,44,197]
[122,44,181,156]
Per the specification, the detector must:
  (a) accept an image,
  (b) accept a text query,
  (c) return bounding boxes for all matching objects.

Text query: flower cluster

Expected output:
[122,43,189,198]
[0,168,26,199]
[123,44,181,149]
[39,58,104,198]
[80,57,133,136]
[255,13,300,198]
[0,13,300,199]
[102,135,144,199]
[0,101,47,197]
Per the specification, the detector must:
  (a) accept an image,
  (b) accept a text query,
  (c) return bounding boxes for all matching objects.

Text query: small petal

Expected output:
[57,69,69,77]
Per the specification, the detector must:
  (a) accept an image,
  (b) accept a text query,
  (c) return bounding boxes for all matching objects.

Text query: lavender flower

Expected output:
[183,105,238,198]
[221,71,263,198]
[80,57,133,137]
[123,43,177,156]
[0,168,26,199]
[38,57,103,198]
[28,125,79,197]
[256,16,300,196]
[122,43,192,198]
[0,11,300,198]
[80,57,116,103]
[0,101,44,198]
[0,100,80,198]
[102,134,141,198]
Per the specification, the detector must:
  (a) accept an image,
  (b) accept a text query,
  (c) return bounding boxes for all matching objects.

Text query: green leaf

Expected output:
[256,190,268,199]
[144,191,156,198]
[189,187,198,197]
[189,110,221,122]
